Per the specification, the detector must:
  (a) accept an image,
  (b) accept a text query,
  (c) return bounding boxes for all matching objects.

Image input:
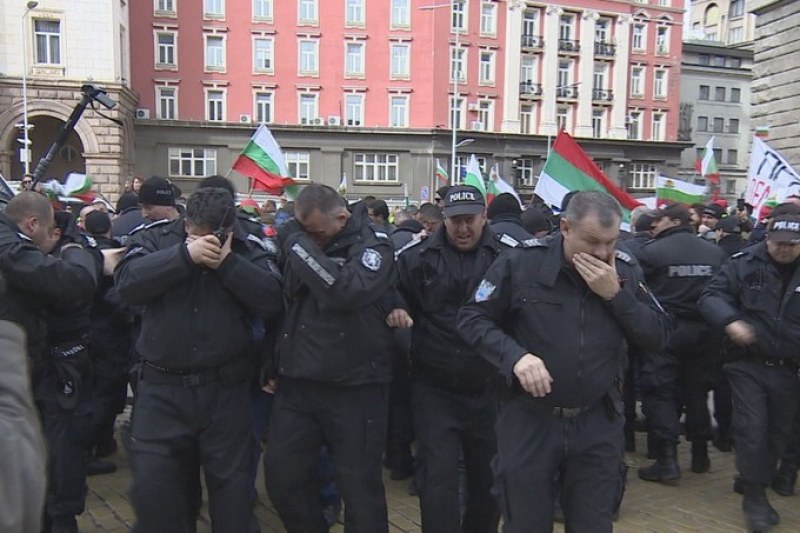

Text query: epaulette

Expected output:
[521,238,546,248]
[497,233,520,248]
[615,249,633,264]
[128,218,170,235]
[372,229,390,240]
[394,237,423,259]
[731,251,746,259]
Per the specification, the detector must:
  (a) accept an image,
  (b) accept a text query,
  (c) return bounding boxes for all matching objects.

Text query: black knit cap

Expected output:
[487,193,522,219]
[84,210,112,236]
[138,177,175,206]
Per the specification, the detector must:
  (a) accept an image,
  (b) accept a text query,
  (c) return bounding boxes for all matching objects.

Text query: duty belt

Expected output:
[749,357,799,370]
[141,359,250,387]
[517,396,593,418]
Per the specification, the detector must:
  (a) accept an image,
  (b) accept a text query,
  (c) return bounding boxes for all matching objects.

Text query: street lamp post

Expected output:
[21,1,38,176]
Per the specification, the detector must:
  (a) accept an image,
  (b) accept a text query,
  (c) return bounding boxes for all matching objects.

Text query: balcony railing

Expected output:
[594,41,616,57]
[519,81,543,96]
[521,34,544,48]
[556,86,579,99]
[558,39,580,53]
[592,88,614,101]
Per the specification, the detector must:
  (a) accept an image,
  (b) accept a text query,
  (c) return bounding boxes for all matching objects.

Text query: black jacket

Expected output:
[90,235,132,375]
[397,224,505,393]
[114,218,283,369]
[111,207,146,244]
[718,234,744,256]
[637,226,726,320]
[277,209,396,386]
[457,233,669,408]
[490,214,534,247]
[699,242,800,361]
[0,214,97,367]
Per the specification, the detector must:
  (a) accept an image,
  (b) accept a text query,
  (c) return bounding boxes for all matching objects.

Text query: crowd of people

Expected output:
[1,175,800,533]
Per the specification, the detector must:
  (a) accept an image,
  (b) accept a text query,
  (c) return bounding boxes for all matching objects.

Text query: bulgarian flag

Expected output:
[696,137,720,185]
[41,172,96,203]
[232,124,295,194]
[435,159,449,183]
[655,174,706,207]
[463,154,487,197]
[487,164,521,206]
[534,131,642,225]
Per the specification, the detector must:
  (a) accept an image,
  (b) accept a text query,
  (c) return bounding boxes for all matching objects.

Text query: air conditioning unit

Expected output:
[328,115,342,126]
[562,41,574,51]
[468,102,480,112]
[135,108,150,119]
[312,117,324,126]
[239,114,252,123]
[471,120,484,131]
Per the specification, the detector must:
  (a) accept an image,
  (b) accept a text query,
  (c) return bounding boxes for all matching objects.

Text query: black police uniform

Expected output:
[111,206,145,245]
[490,213,534,247]
[396,223,506,533]
[636,225,726,476]
[698,242,800,523]
[115,217,282,533]
[264,207,396,533]
[457,234,669,533]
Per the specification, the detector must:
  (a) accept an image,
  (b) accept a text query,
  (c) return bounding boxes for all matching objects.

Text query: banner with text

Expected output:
[745,137,800,218]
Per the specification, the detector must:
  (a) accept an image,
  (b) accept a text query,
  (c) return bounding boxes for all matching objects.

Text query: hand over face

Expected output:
[573,252,620,300]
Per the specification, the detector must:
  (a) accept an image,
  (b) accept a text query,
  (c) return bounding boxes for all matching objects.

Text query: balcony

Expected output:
[594,41,616,57]
[556,86,579,99]
[592,88,614,102]
[519,81,543,97]
[521,34,544,49]
[558,39,580,53]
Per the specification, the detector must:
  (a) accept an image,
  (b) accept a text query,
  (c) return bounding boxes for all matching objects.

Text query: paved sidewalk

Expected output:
[78,427,800,532]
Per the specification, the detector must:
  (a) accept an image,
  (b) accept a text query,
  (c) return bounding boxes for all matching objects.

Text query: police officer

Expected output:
[457,191,669,533]
[716,216,745,256]
[0,193,98,532]
[115,187,282,532]
[264,184,396,533]
[636,203,726,481]
[389,185,504,532]
[488,192,534,247]
[699,213,800,533]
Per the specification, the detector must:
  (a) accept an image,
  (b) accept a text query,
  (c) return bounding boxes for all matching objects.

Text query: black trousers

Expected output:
[130,370,254,533]
[91,370,128,453]
[411,381,499,533]
[726,359,800,486]
[779,396,800,470]
[264,379,389,533]
[386,348,414,465]
[494,397,624,533]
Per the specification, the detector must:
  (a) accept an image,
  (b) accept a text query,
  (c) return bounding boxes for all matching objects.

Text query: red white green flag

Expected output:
[41,172,96,203]
[534,131,642,224]
[232,124,296,194]
[487,164,521,206]
[696,137,720,185]
[435,159,449,183]
[463,155,487,198]
[655,175,706,207]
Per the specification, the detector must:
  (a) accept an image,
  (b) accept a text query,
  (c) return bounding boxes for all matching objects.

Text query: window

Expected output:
[253,0,272,20]
[632,24,646,51]
[520,104,535,134]
[345,0,365,26]
[593,63,607,91]
[205,35,225,70]
[254,38,274,73]
[156,87,177,119]
[156,32,176,66]
[630,67,644,97]
[729,57,742,68]
[298,39,319,75]
[206,90,225,121]
[699,85,710,100]
[345,42,365,76]
[389,95,409,127]
[592,108,606,138]
[556,106,570,132]
[299,0,318,23]
[559,14,575,41]
[704,4,721,25]
[656,26,669,53]
[728,27,743,44]
[714,86,726,101]
[204,0,224,17]
[698,116,708,132]
[479,51,495,84]
[480,3,497,35]
[450,46,466,82]
[522,10,538,38]
[453,156,487,184]
[354,153,399,182]
[725,179,737,195]
[285,151,310,180]
[654,69,667,99]
[558,60,572,92]
[520,56,536,84]
[651,112,665,141]
[34,20,61,65]
[595,19,610,43]
[449,97,465,129]
[731,88,741,103]
[727,149,738,165]
[713,147,723,162]
[451,1,466,32]
[713,117,724,133]
[729,118,740,134]
[391,0,410,28]
[255,92,273,123]
[628,111,642,140]
[476,99,493,131]
[706,32,717,41]
[714,55,725,67]
[629,163,656,190]
[730,0,745,18]
[156,0,175,13]
[390,44,410,79]
[298,93,318,123]
[169,148,217,177]
[517,158,535,187]
[698,54,710,66]
[345,94,364,126]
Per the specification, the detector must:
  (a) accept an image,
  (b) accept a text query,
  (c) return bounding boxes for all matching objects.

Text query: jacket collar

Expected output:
[536,233,564,288]
[655,225,694,239]
[421,223,496,254]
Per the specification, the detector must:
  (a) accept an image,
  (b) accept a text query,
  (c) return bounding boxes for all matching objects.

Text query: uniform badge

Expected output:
[474,279,496,302]
[361,248,382,271]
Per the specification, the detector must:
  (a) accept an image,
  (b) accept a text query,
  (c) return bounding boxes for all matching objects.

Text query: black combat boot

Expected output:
[742,482,775,532]
[771,463,797,497]
[691,440,711,473]
[638,441,681,482]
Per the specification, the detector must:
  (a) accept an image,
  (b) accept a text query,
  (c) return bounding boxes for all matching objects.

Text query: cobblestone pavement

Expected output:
[78,424,800,532]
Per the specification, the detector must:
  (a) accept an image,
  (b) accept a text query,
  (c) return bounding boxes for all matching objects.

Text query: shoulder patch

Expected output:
[372,229,389,240]
[394,237,423,260]
[498,233,520,248]
[615,249,633,264]
[361,248,383,271]
[474,279,496,302]
[521,238,546,248]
